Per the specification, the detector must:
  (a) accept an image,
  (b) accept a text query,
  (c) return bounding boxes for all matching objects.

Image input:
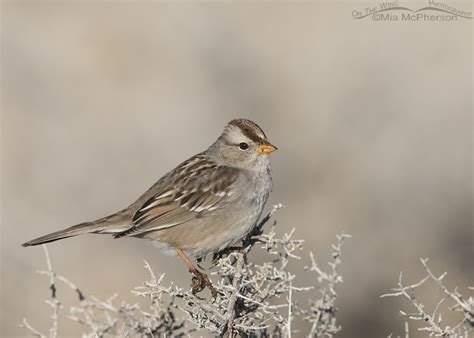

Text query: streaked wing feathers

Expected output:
[114,155,239,238]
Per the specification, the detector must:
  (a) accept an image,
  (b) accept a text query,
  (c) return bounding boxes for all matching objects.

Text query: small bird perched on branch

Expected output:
[23,118,277,296]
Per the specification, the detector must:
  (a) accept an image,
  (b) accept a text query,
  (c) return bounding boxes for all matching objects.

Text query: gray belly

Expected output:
[144,169,272,259]
[188,170,272,258]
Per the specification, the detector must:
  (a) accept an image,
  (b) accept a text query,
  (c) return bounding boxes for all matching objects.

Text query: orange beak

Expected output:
[256,143,278,154]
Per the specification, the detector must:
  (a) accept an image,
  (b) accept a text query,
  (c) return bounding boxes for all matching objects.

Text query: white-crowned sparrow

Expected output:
[23,118,277,295]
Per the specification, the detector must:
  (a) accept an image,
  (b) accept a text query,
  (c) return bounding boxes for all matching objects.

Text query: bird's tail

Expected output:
[22,210,131,247]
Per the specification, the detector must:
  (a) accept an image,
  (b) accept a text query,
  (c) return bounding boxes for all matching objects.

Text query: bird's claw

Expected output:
[191,270,217,298]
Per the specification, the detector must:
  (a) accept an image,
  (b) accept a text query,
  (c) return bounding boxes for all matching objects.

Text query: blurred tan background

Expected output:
[1,1,472,337]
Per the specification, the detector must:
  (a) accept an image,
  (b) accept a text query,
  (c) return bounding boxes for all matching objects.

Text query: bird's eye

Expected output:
[239,142,249,150]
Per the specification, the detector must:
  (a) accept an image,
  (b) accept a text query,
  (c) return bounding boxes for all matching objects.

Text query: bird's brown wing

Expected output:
[114,155,239,238]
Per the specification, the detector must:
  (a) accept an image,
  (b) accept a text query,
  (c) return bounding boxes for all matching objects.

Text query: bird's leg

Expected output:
[175,248,217,297]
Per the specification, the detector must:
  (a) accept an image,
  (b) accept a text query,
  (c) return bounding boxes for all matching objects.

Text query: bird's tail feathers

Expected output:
[22,210,131,247]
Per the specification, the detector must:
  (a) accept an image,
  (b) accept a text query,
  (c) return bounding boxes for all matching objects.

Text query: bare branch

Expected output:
[19,318,46,338]
[382,258,473,337]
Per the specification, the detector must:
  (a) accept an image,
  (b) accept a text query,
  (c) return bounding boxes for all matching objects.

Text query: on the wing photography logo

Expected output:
[352,0,472,22]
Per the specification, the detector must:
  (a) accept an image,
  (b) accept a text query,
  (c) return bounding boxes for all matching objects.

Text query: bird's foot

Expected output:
[191,270,217,298]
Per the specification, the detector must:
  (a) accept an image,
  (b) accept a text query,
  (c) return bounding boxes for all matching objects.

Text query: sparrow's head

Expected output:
[211,118,277,170]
